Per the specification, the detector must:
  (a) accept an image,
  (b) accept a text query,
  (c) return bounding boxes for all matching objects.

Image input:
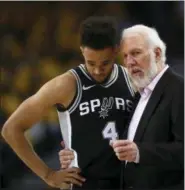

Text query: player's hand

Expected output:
[59,148,75,169]
[45,167,85,188]
[111,140,139,162]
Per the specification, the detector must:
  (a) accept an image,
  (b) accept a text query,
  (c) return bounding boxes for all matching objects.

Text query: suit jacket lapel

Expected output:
[134,68,172,141]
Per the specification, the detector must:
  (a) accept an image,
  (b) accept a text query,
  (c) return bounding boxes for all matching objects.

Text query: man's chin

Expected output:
[132,77,150,89]
[131,75,143,83]
[93,79,104,83]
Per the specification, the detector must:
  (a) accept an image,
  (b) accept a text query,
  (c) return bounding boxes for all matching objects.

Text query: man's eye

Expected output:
[88,62,94,66]
[103,62,110,66]
[132,51,140,56]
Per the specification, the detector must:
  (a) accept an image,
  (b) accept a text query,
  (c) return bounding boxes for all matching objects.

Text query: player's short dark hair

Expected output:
[80,16,119,50]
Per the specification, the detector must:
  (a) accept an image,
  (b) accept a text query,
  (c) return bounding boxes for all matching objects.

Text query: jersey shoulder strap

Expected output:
[118,65,136,96]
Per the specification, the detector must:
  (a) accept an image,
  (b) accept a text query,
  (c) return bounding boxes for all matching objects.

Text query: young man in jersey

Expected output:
[1,16,135,189]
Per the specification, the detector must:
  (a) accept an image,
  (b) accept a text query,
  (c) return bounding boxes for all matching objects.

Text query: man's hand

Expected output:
[111,140,139,162]
[45,167,85,188]
[59,148,75,169]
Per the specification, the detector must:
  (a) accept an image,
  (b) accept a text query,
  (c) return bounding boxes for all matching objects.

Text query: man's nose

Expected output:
[94,68,101,75]
[125,55,135,67]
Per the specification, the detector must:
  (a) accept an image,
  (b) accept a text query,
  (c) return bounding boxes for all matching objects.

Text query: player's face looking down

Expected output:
[81,46,117,83]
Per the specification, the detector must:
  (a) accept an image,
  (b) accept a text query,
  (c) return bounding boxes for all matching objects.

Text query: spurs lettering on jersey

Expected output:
[79,97,133,118]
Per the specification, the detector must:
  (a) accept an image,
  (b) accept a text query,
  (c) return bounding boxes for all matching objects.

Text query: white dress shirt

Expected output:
[127,65,169,163]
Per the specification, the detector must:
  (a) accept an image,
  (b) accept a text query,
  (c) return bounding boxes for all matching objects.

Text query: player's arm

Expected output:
[1,72,85,187]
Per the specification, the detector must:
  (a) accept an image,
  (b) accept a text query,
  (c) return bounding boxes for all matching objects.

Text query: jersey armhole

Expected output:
[120,65,136,97]
[56,69,82,114]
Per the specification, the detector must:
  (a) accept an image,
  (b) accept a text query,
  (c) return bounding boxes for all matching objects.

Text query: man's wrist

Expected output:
[43,167,54,182]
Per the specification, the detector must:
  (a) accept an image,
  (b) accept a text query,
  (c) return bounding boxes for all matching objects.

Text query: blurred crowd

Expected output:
[0,1,184,189]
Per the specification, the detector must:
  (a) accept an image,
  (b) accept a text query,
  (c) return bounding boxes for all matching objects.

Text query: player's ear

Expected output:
[80,46,84,54]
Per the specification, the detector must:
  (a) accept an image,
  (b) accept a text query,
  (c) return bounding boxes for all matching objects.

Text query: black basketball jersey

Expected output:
[57,64,135,179]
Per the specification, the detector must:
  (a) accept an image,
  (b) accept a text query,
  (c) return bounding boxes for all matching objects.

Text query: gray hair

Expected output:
[121,24,166,65]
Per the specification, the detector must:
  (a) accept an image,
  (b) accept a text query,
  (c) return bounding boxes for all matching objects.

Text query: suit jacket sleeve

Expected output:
[136,81,184,170]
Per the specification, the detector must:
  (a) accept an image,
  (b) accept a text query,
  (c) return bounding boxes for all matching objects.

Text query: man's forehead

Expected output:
[121,34,148,50]
[83,47,115,59]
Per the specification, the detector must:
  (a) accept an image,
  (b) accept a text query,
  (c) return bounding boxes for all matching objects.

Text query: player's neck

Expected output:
[84,64,114,85]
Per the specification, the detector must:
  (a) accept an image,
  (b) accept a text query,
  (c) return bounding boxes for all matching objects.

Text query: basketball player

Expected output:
[1,16,135,189]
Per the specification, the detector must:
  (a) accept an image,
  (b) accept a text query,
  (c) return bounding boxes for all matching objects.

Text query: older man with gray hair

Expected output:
[112,24,184,190]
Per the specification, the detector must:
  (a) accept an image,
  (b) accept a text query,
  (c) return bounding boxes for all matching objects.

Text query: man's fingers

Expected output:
[116,151,130,159]
[116,151,134,161]
[112,140,131,149]
[59,150,74,156]
[61,160,71,165]
[116,152,129,161]
[60,155,74,162]
[68,173,86,182]
[59,149,73,155]
[61,164,69,169]
[67,167,81,173]
[64,178,82,187]
[114,144,132,153]
[59,182,71,189]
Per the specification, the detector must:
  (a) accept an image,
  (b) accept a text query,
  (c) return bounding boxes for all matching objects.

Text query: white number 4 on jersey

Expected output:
[102,121,118,143]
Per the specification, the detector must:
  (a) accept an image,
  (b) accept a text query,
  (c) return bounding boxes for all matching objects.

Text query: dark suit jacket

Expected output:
[123,68,184,190]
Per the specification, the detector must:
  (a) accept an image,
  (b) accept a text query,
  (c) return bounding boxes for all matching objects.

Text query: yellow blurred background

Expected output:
[0,1,184,189]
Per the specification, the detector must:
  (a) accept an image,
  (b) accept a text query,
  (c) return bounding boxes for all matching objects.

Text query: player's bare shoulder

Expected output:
[37,71,77,108]
[54,71,77,107]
